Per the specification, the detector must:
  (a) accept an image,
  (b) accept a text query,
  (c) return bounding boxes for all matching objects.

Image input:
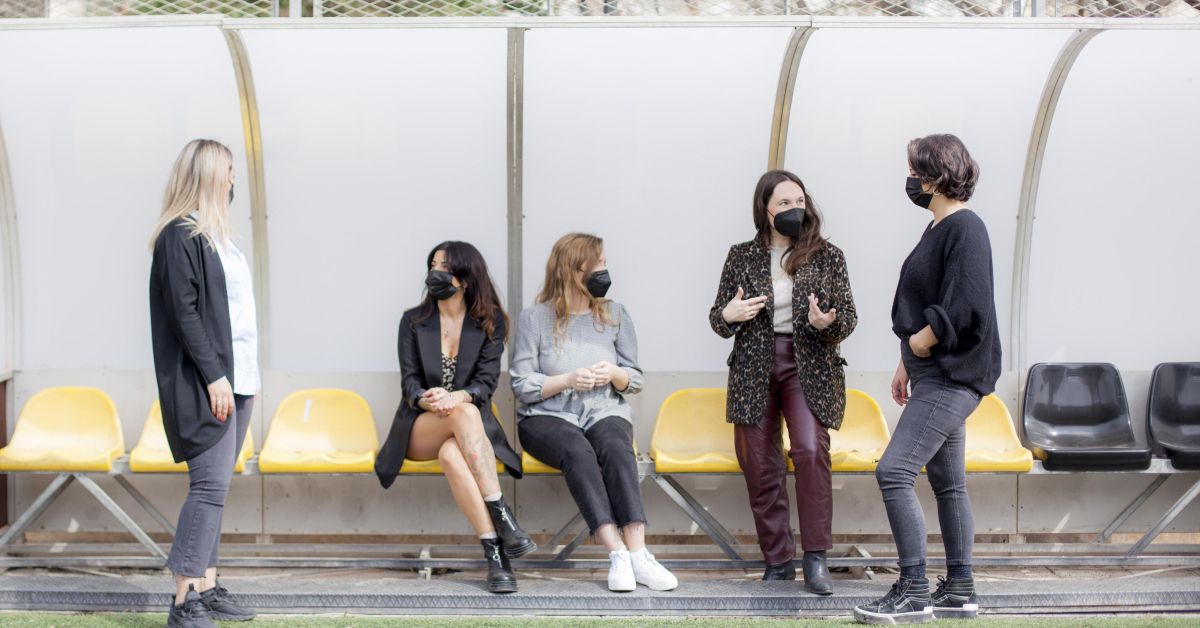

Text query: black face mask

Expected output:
[228,184,235,206]
[425,270,459,301]
[586,270,611,299]
[772,208,805,238]
[906,177,933,209]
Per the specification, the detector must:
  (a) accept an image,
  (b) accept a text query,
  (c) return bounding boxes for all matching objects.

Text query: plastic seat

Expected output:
[965,394,1033,472]
[784,389,889,472]
[0,387,124,472]
[1148,362,1200,470]
[651,388,740,473]
[1023,363,1151,471]
[401,403,505,474]
[258,389,378,473]
[129,401,254,473]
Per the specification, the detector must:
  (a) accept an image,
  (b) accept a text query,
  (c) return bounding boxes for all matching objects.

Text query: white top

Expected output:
[214,238,261,396]
[770,246,793,334]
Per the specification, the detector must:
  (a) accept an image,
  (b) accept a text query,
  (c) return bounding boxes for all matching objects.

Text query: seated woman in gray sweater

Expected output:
[510,232,677,593]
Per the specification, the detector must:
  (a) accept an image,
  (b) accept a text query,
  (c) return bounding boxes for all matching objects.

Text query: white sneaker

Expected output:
[607,550,635,592]
[630,548,678,591]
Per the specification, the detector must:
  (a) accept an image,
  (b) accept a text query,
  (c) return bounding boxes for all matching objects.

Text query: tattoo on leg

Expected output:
[458,429,500,496]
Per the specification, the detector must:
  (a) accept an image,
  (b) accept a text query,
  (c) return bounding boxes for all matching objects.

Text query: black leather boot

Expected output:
[762,559,796,581]
[481,537,518,594]
[802,550,833,595]
[485,496,537,558]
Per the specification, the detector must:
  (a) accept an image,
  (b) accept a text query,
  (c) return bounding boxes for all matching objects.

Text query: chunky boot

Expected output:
[485,497,537,558]
[761,559,796,581]
[932,576,979,619]
[199,578,256,621]
[481,537,518,594]
[802,551,833,596]
[853,577,933,625]
[167,585,217,628]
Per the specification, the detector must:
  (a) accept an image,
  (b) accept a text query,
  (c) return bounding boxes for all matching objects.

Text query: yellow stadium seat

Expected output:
[783,389,889,472]
[0,387,124,472]
[258,389,378,473]
[129,401,254,473]
[651,388,740,473]
[965,394,1033,472]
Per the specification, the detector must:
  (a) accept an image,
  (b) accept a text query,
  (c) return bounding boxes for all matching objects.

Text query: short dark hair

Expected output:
[907,134,979,202]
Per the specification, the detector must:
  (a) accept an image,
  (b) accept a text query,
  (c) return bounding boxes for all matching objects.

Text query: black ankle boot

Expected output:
[761,559,796,581]
[802,551,833,595]
[853,577,933,625]
[481,537,518,594]
[485,496,537,558]
[932,576,979,619]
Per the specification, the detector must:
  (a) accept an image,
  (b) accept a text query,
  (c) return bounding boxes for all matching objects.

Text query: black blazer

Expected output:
[375,308,523,488]
[149,218,234,463]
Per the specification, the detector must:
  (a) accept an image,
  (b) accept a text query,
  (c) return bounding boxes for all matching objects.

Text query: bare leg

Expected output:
[199,566,217,592]
[621,522,647,552]
[438,439,495,536]
[174,575,202,605]
[595,523,626,552]
[408,405,501,497]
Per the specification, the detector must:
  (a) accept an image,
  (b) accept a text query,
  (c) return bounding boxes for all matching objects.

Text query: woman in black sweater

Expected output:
[854,135,1000,625]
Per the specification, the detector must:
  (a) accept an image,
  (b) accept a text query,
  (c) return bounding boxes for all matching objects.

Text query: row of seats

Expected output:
[1023,362,1200,471]
[0,386,1028,476]
[650,388,1033,474]
[3,362,1195,476]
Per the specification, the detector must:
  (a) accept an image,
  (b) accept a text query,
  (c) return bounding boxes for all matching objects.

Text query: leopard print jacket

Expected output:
[709,239,857,430]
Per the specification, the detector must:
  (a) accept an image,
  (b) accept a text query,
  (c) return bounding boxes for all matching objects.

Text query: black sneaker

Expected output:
[485,496,537,558]
[200,579,257,621]
[853,577,934,625]
[932,576,979,619]
[167,586,217,628]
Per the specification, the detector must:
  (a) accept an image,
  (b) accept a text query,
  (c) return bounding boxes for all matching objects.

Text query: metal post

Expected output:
[1126,478,1200,559]
[1095,475,1169,543]
[651,475,743,560]
[0,473,74,549]
[1030,0,1044,16]
[113,475,176,537]
[75,475,167,560]
[289,0,302,17]
[313,0,323,18]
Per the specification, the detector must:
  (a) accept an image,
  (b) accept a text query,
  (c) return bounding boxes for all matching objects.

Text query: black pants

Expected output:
[518,415,645,534]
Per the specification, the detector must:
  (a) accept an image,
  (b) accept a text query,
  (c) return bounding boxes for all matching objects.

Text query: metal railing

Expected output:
[2,0,1196,18]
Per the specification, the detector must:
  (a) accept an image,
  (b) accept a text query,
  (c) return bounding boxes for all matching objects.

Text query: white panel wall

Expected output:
[1026,30,1200,369]
[523,27,793,373]
[243,29,510,373]
[785,28,1071,372]
[0,27,251,371]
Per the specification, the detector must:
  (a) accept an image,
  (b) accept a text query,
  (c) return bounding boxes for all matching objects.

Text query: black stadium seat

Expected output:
[1023,363,1151,471]
[1148,362,1200,470]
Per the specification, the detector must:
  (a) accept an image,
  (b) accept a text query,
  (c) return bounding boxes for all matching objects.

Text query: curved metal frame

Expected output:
[1011,27,1103,407]
[767,26,815,170]
[222,28,272,369]
[0,120,21,379]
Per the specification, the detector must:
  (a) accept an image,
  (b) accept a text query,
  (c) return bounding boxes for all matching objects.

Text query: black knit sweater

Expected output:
[891,210,1002,396]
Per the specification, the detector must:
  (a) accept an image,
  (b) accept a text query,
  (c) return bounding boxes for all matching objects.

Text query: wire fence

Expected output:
[0,0,1196,18]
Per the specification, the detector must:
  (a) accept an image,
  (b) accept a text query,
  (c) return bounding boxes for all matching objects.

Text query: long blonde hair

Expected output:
[536,233,615,340]
[148,139,234,250]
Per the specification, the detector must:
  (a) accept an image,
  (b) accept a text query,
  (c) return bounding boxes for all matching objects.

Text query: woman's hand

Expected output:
[908,326,938,358]
[208,376,234,422]
[891,360,910,406]
[722,287,768,324]
[807,293,837,331]
[568,367,596,393]
[420,387,453,415]
[589,361,630,392]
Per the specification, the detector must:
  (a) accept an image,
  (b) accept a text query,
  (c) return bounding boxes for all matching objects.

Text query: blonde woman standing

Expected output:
[510,233,676,593]
[149,139,258,628]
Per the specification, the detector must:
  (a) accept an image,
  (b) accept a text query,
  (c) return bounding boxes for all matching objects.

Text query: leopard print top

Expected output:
[709,239,857,429]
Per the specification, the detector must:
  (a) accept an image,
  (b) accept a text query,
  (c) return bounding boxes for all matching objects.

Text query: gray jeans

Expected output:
[876,366,980,571]
[166,395,253,577]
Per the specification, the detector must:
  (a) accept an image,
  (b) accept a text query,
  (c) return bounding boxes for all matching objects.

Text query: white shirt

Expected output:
[214,238,261,396]
[770,246,794,334]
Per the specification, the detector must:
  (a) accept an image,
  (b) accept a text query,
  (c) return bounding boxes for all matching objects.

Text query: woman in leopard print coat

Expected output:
[709,170,857,594]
